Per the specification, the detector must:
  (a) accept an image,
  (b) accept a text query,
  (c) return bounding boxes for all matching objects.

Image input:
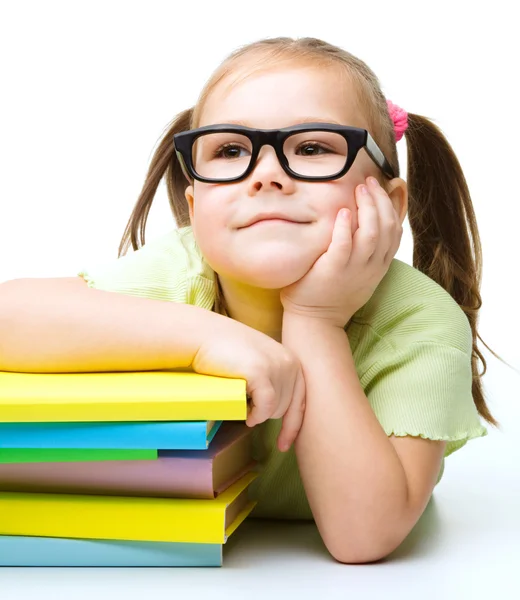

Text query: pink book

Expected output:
[0,422,255,499]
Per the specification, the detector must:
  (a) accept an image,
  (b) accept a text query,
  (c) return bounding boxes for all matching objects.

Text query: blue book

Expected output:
[0,535,222,567]
[0,420,222,450]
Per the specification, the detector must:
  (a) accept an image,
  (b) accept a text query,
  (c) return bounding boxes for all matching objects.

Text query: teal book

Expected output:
[0,420,222,450]
[0,535,223,567]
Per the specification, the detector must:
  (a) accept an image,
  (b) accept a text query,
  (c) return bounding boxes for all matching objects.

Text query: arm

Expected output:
[283,313,445,564]
[0,277,221,372]
[0,276,307,450]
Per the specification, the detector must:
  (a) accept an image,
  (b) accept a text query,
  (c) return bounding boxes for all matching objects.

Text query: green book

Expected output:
[0,448,157,464]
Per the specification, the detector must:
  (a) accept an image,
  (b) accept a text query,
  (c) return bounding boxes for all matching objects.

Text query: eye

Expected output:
[213,144,250,159]
[295,142,333,156]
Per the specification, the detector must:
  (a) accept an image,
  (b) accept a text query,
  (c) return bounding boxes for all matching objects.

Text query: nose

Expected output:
[247,145,296,195]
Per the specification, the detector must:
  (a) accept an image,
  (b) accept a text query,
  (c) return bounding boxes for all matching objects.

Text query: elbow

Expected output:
[323,526,409,565]
[328,541,401,565]
[316,494,423,564]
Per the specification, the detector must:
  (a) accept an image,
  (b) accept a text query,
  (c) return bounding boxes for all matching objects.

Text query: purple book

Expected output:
[0,422,255,499]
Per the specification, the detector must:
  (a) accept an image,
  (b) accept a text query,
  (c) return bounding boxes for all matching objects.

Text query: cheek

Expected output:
[191,210,223,263]
[191,187,227,230]
[321,182,359,230]
[190,191,233,270]
[191,223,230,277]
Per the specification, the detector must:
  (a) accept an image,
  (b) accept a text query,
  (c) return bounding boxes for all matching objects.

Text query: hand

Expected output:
[280,176,403,328]
[192,316,306,452]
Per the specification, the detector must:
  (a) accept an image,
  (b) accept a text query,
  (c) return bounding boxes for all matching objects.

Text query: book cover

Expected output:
[0,420,222,450]
[0,472,257,544]
[0,371,247,422]
[0,422,254,498]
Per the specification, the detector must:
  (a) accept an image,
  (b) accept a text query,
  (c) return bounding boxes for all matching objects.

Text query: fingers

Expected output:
[245,358,305,453]
[352,183,379,262]
[328,208,353,267]
[353,177,402,265]
[366,177,402,264]
[245,384,277,427]
[277,367,306,452]
[245,354,295,427]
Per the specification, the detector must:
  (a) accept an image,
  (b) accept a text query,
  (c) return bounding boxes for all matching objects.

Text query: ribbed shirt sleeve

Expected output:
[360,341,487,456]
[77,227,215,310]
[354,259,487,457]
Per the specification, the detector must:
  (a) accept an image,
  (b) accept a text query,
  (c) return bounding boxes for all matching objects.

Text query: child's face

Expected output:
[185,66,385,290]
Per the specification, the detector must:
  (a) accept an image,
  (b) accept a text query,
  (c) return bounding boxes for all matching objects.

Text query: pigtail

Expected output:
[117,108,194,258]
[117,106,231,318]
[404,113,504,426]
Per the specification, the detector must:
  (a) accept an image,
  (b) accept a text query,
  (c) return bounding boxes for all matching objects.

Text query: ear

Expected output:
[184,185,195,224]
[385,177,408,225]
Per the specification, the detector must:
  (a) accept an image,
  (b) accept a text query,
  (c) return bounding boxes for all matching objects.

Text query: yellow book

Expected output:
[0,371,247,422]
[0,472,257,544]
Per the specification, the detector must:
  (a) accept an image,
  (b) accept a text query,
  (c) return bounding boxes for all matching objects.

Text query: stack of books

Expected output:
[0,370,257,567]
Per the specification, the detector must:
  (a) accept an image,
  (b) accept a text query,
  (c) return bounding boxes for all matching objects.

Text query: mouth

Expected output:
[239,217,312,230]
[244,218,306,228]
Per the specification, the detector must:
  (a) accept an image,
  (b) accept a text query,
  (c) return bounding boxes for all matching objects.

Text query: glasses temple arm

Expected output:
[365,135,396,179]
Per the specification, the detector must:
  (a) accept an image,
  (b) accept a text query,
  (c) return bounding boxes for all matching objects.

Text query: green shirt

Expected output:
[79,225,487,520]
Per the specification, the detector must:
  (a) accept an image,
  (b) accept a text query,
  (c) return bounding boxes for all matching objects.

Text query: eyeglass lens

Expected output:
[191,131,349,179]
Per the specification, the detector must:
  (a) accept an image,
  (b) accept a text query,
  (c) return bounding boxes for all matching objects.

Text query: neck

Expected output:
[217,275,284,342]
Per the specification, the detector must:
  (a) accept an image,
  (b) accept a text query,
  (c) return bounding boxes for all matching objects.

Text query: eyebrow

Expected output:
[211,117,345,127]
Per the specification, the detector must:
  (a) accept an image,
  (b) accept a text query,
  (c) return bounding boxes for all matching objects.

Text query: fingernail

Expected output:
[368,177,379,187]
[360,185,368,195]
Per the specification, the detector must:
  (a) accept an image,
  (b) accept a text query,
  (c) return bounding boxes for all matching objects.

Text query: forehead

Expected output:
[199,65,367,130]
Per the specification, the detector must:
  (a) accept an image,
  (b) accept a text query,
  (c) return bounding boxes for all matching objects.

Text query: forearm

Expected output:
[0,277,220,373]
[282,313,413,562]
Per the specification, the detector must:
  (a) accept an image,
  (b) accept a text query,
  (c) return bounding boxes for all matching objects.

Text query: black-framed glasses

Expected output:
[173,122,395,184]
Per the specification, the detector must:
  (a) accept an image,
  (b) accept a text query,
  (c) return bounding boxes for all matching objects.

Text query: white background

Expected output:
[1,0,519,597]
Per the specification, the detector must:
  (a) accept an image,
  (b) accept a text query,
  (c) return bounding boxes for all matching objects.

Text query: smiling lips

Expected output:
[247,218,302,228]
[241,213,310,228]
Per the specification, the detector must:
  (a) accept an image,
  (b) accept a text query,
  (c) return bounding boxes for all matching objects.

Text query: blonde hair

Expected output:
[117,36,507,426]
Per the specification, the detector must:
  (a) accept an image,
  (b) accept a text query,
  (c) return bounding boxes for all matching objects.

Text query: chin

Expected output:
[238,270,302,290]
[211,252,315,290]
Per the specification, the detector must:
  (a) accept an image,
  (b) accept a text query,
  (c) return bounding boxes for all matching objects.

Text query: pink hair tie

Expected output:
[386,99,408,142]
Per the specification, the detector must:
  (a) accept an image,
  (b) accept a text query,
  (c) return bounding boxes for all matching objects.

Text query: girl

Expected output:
[0,37,505,564]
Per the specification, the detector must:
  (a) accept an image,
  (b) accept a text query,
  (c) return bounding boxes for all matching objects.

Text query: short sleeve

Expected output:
[77,226,215,309]
[359,340,487,457]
